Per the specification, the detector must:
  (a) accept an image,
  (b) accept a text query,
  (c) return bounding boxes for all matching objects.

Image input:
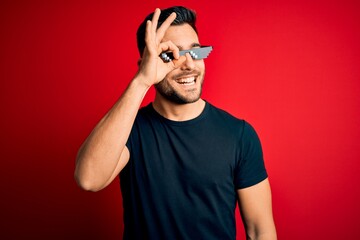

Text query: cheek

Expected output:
[196,60,205,69]
[164,71,176,81]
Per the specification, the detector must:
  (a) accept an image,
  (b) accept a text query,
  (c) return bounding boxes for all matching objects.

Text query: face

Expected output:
[155,24,205,104]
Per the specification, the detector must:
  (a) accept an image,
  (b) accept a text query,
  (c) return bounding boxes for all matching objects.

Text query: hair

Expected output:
[136,6,197,56]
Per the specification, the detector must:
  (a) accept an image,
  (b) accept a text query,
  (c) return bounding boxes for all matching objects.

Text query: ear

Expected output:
[137,58,142,67]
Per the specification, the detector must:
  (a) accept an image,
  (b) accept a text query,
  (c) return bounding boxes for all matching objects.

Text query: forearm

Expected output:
[239,179,277,240]
[246,230,277,240]
[244,212,277,240]
[245,218,277,240]
[74,76,150,191]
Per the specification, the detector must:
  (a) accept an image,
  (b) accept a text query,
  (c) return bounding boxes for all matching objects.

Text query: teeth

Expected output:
[176,77,195,84]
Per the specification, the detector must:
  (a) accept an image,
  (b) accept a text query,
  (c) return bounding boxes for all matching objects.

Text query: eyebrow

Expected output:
[177,43,201,50]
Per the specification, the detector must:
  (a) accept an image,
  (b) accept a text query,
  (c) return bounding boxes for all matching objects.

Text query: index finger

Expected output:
[156,12,177,42]
[151,8,161,34]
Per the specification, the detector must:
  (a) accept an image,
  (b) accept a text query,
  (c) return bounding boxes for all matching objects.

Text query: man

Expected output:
[75,6,277,240]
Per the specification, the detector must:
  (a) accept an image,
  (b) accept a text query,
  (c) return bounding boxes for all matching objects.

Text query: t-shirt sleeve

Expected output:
[234,121,268,189]
[126,122,139,154]
[125,135,132,153]
[125,119,139,154]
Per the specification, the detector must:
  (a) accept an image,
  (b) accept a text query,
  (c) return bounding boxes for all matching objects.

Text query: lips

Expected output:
[175,76,196,85]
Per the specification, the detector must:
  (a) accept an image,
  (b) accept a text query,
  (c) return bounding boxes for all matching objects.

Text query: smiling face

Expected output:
[155,24,205,104]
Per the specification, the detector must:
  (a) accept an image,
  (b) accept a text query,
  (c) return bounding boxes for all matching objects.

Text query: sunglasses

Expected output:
[160,46,213,62]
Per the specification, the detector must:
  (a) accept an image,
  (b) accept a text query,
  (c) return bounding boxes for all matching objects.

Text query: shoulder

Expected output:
[206,102,247,128]
[206,102,259,138]
[135,103,157,121]
[138,103,153,115]
[207,102,243,123]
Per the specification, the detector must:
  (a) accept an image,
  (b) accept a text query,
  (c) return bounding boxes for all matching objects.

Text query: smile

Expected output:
[175,76,196,85]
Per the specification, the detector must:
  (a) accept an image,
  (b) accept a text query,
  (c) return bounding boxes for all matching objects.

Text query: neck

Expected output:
[152,95,206,121]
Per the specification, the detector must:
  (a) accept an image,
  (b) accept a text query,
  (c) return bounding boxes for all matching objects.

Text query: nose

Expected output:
[180,53,196,70]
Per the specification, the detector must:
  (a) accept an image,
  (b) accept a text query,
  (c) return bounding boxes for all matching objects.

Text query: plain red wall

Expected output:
[1,0,359,239]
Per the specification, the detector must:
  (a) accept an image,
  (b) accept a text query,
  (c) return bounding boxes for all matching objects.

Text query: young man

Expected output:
[75,6,277,240]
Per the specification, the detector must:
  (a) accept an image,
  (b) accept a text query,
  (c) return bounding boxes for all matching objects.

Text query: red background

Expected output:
[1,0,359,239]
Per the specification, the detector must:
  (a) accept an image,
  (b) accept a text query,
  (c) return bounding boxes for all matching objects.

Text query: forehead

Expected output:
[161,24,199,50]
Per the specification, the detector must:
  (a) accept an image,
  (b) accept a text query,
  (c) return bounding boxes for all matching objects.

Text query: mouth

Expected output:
[175,76,196,86]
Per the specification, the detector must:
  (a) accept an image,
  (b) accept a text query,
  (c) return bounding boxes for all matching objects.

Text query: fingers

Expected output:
[145,9,176,53]
[172,55,187,68]
[148,8,176,44]
[145,8,179,60]
[151,8,161,34]
[144,8,161,54]
[158,41,180,59]
[156,12,176,42]
[157,41,186,68]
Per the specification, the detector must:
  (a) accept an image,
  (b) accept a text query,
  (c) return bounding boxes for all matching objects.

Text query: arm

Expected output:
[74,78,148,192]
[237,178,277,240]
[74,9,186,192]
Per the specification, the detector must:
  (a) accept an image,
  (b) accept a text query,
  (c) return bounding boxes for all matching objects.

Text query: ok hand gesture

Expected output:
[136,8,186,87]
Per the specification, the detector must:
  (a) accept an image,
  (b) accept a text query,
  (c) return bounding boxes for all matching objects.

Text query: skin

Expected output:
[238,179,277,239]
[152,23,206,121]
[154,24,204,105]
[74,8,277,240]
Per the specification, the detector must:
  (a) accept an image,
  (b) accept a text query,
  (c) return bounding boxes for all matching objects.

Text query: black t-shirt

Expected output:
[120,102,267,240]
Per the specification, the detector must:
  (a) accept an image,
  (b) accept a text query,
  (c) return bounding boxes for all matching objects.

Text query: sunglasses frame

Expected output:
[160,46,213,62]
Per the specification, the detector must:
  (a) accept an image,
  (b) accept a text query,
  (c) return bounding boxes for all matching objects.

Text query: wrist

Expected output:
[131,74,152,92]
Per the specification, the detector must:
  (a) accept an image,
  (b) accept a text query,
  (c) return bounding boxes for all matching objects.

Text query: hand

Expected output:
[135,8,186,87]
